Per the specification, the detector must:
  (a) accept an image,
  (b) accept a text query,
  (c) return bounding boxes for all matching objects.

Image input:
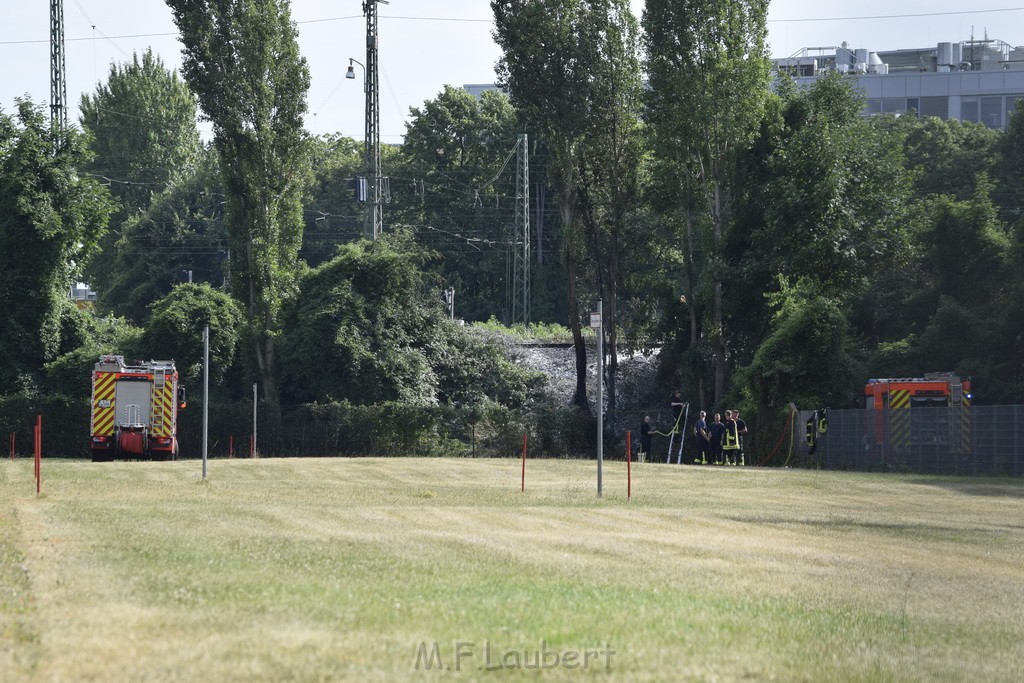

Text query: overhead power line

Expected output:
[768,7,1024,23]
[0,13,491,46]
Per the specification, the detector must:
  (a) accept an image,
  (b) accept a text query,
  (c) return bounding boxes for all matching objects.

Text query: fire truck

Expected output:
[864,372,971,455]
[89,356,184,462]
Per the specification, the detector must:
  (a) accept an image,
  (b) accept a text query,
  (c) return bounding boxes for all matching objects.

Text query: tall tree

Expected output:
[0,100,114,389]
[101,148,227,324]
[79,49,202,305]
[643,0,771,407]
[167,0,312,408]
[400,86,520,322]
[574,1,643,419]
[995,106,1024,223]
[752,74,911,298]
[493,0,634,411]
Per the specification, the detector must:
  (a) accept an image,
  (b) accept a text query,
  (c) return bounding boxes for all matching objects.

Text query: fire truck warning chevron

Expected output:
[89,355,184,462]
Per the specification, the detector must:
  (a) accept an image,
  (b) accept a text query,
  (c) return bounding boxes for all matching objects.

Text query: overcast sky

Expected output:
[2,1,1022,143]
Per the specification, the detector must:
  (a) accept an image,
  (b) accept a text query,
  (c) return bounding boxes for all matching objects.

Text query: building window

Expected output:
[920,96,949,119]
[865,99,883,114]
[882,98,908,114]
[961,97,979,123]
[980,96,1003,128]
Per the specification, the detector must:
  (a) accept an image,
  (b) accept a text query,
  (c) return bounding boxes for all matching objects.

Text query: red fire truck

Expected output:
[89,356,184,462]
[864,372,971,455]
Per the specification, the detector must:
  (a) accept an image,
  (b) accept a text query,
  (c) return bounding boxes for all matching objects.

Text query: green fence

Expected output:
[0,395,597,460]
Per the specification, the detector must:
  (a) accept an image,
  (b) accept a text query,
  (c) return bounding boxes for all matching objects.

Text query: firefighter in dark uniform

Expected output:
[734,410,748,466]
[640,415,653,463]
[723,410,741,465]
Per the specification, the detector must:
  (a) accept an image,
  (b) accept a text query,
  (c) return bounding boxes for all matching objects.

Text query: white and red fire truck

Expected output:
[89,355,184,462]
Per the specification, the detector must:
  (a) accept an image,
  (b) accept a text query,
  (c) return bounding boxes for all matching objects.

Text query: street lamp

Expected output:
[345,58,362,84]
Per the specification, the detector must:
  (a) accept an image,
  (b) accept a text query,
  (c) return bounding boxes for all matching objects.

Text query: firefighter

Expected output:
[734,410,748,466]
[670,391,685,434]
[708,413,726,465]
[639,415,653,463]
[723,410,741,465]
[692,410,709,464]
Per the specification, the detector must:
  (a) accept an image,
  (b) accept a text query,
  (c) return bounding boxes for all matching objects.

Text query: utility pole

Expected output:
[363,0,388,240]
[512,134,531,325]
[49,0,67,138]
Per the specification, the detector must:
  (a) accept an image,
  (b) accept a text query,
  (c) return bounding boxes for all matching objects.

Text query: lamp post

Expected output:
[345,57,378,239]
[348,0,388,241]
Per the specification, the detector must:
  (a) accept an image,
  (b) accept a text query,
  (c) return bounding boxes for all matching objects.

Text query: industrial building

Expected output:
[774,38,1024,129]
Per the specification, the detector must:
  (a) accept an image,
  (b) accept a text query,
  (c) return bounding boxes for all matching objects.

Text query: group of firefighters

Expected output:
[638,392,748,465]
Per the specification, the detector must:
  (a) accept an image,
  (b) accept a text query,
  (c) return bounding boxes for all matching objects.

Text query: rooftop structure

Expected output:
[773,38,1024,129]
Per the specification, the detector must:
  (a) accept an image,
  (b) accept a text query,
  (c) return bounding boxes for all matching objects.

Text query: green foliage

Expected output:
[79,49,203,308]
[0,100,114,392]
[168,0,312,406]
[303,134,364,266]
[44,309,143,398]
[79,48,202,219]
[754,73,913,296]
[493,0,644,409]
[431,326,544,407]
[917,296,999,383]
[0,393,91,457]
[995,106,1024,222]
[99,148,226,324]
[643,0,772,405]
[279,233,438,404]
[888,115,999,201]
[736,277,862,428]
[472,318,575,343]
[140,283,244,390]
[279,231,543,408]
[922,179,1009,305]
[398,86,520,322]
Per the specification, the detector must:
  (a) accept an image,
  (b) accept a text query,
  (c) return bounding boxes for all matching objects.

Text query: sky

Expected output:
[1,1,1022,144]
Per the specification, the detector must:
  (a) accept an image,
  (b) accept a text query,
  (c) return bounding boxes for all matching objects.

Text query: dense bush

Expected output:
[278,232,544,408]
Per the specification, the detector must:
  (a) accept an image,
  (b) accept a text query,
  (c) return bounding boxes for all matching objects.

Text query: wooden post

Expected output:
[9,431,14,460]
[229,435,234,459]
[34,416,41,495]
[626,430,632,501]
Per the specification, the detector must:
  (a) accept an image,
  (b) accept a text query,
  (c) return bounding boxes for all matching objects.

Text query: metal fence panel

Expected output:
[799,406,1023,476]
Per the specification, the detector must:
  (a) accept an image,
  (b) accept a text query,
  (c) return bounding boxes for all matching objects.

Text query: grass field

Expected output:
[2,456,1023,681]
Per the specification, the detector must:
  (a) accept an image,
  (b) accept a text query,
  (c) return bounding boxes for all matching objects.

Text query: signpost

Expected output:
[591,301,603,498]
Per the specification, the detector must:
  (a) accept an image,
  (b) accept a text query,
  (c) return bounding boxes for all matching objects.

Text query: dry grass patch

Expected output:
[1,457,1023,681]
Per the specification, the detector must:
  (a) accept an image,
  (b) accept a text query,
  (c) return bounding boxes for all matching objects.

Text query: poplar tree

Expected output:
[643,0,771,406]
[492,0,640,412]
[167,0,311,408]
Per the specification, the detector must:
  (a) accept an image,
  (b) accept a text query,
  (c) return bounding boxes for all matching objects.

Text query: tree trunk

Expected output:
[684,194,706,410]
[712,179,726,406]
[566,251,589,412]
[553,145,589,413]
[534,181,545,266]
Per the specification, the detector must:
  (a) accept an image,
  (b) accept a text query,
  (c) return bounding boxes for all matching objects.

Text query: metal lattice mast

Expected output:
[363,0,386,240]
[512,134,531,324]
[49,0,67,137]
